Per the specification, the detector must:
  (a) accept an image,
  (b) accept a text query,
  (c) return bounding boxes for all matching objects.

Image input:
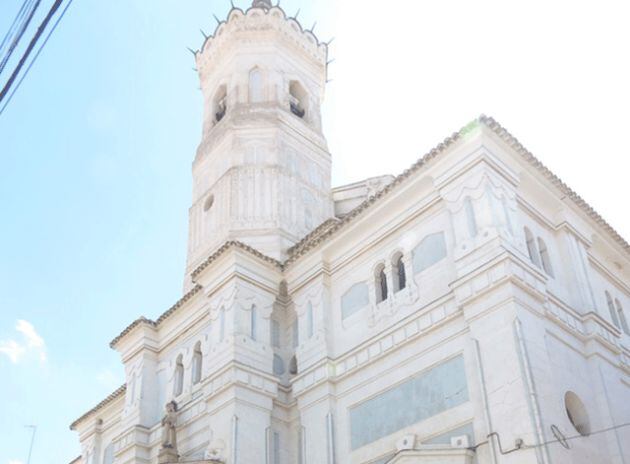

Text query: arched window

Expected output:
[250,306,257,341]
[392,253,406,292]
[606,292,620,328]
[292,318,299,349]
[212,85,227,125]
[537,238,554,277]
[615,299,629,335]
[524,227,540,267]
[464,197,478,238]
[220,308,226,342]
[103,444,114,464]
[173,354,184,396]
[375,264,388,303]
[289,81,307,119]
[271,319,280,348]
[306,302,314,339]
[273,354,285,375]
[305,208,313,229]
[249,67,264,103]
[501,196,514,235]
[289,355,298,375]
[302,189,315,230]
[191,342,202,385]
[204,194,215,213]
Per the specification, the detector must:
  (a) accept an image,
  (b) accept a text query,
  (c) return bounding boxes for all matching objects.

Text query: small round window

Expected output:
[565,391,590,436]
[204,195,214,212]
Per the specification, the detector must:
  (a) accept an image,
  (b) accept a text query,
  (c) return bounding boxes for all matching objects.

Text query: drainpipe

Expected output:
[301,425,307,464]
[473,338,499,464]
[598,365,627,464]
[232,415,239,464]
[265,426,271,464]
[513,319,552,464]
[326,412,336,464]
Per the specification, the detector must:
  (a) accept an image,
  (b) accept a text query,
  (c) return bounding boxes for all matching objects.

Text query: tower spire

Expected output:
[252,0,272,9]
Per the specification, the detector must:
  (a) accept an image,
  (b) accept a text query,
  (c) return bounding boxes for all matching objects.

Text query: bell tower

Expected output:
[185,1,332,281]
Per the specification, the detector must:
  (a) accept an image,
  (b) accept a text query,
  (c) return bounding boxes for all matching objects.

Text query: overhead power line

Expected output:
[0,0,74,116]
[0,0,42,75]
[0,1,30,54]
[0,0,64,109]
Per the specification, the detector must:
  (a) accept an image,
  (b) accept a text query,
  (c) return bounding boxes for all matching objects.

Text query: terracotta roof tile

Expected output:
[285,130,462,265]
[285,115,630,265]
[109,285,203,349]
[191,240,284,280]
[479,115,629,254]
[78,115,629,434]
[70,384,126,430]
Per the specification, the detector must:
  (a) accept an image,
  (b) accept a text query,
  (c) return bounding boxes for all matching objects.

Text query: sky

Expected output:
[0,0,629,463]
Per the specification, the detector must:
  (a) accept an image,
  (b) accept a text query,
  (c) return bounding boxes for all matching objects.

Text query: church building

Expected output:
[69,1,630,463]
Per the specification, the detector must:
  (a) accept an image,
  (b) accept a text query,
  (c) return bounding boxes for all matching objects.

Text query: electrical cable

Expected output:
[526,422,630,451]
[471,422,630,455]
[0,0,32,56]
[0,0,62,106]
[0,0,30,54]
[0,0,42,75]
[0,0,74,116]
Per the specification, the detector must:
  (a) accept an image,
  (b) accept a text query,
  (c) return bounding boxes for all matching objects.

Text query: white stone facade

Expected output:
[70,2,630,464]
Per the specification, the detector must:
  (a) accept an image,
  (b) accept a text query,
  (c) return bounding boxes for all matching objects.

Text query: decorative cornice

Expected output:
[285,131,463,266]
[286,218,339,255]
[109,242,281,350]
[285,115,630,267]
[191,240,284,280]
[80,114,630,441]
[109,285,203,349]
[479,115,630,255]
[195,5,326,65]
[70,384,126,431]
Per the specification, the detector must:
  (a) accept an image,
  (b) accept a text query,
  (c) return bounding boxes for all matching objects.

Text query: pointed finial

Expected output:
[252,0,272,9]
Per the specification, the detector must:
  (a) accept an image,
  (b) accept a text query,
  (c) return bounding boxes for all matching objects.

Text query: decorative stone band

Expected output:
[292,297,460,397]
[292,253,629,398]
[76,114,630,437]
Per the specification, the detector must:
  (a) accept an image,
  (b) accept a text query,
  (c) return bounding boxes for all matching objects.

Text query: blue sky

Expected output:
[1,1,629,463]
